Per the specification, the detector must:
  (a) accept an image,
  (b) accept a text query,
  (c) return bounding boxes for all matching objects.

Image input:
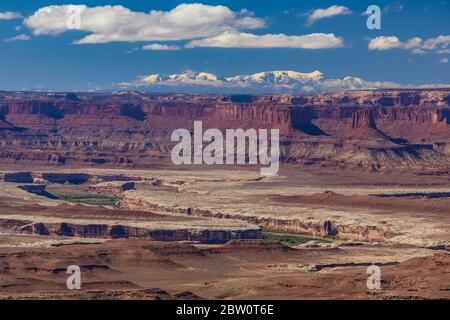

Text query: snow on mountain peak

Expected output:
[133,70,403,93]
[195,72,221,81]
[227,70,324,86]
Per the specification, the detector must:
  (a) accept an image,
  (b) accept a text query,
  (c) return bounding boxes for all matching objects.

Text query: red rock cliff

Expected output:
[0,90,449,170]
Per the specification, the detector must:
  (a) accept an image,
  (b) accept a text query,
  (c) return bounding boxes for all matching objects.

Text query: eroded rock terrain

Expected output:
[0,165,448,299]
[0,90,449,300]
[0,90,449,170]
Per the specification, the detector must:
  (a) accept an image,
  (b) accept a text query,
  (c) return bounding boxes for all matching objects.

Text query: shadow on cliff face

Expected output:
[41,173,90,184]
[39,103,64,120]
[441,106,450,124]
[443,94,450,105]
[226,95,257,103]
[377,97,395,107]
[5,172,34,183]
[399,92,421,106]
[372,191,450,198]
[120,105,146,121]
[0,105,7,119]
[294,122,329,136]
[291,107,328,136]
[17,184,59,199]
[0,106,23,131]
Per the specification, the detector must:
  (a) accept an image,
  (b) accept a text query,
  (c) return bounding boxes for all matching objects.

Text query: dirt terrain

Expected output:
[0,236,448,300]
[0,90,449,299]
[0,165,448,300]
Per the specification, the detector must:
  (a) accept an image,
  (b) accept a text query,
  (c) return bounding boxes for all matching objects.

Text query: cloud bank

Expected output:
[143,44,181,51]
[369,35,450,54]
[307,5,352,25]
[0,12,23,20]
[22,3,345,50]
[24,4,264,44]
[4,34,31,42]
[185,31,344,49]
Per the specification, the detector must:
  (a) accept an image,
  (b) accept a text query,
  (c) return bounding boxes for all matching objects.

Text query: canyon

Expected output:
[0,89,449,300]
[0,89,449,170]
[0,164,449,299]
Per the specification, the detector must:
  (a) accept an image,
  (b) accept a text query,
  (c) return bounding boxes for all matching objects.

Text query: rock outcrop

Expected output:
[0,217,261,244]
[121,195,395,242]
[89,182,136,196]
[0,89,449,170]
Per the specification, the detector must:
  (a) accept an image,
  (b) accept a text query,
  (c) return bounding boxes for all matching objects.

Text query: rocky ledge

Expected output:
[0,89,449,170]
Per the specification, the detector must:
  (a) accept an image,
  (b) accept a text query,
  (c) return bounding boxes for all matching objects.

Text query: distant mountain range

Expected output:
[117,70,450,94]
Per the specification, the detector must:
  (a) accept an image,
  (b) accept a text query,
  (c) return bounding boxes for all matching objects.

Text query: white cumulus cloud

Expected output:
[142,44,180,51]
[368,36,400,50]
[0,11,23,20]
[23,4,265,44]
[186,31,344,49]
[422,35,450,51]
[369,35,450,54]
[4,34,31,42]
[307,5,352,24]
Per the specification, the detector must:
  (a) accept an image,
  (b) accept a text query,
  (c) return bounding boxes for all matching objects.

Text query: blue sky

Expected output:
[0,0,449,91]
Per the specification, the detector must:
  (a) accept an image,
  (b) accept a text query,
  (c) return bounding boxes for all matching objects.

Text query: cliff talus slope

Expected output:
[0,89,449,170]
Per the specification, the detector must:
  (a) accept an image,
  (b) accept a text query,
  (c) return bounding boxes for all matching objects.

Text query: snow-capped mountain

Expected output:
[142,71,224,86]
[226,70,324,87]
[123,70,404,93]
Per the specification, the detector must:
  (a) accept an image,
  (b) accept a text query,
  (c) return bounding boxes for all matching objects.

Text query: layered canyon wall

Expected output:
[0,89,449,170]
